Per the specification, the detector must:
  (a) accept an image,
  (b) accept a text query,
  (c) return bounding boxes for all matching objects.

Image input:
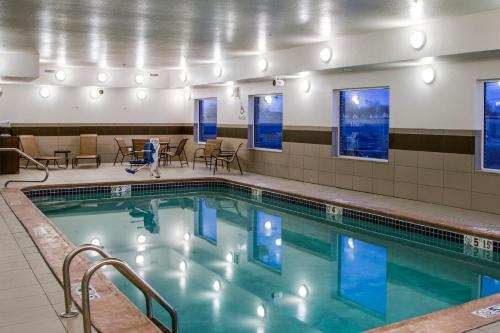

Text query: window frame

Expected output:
[195,97,218,144]
[480,80,500,174]
[335,86,390,163]
[249,93,284,152]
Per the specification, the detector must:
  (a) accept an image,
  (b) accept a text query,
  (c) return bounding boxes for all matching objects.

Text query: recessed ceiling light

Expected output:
[39,87,51,98]
[410,31,426,50]
[135,74,145,85]
[97,72,108,83]
[320,47,332,63]
[300,80,311,93]
[422,66,436,84]
[55,70,66,81]
[136,89,147,100]
[258,57,268,72]
[213,64,223,78]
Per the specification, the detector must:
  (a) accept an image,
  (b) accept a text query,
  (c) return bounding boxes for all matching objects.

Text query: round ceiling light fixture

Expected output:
[135,74,145,85]
[213,64,223,78]
[136,89,147,101]
[97,72,108,83]
[213,279,221,292]
[320,47,332,63]
[137,234,146,244]
[421,66,436,84]
[298,284,309,298]
[55,70,66,81]
[90,238,101,247]
[258,57,268,72]
[179,260,188,272]
[257,305,266,318]
[39,87,51,98]
[409,31,426,50]
[135,254,145,266]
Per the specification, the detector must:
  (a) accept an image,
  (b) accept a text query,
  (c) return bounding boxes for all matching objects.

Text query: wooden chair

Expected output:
[18,135,64,168]
[72,134,101,168]
[193,138,222,170]
[164,138,189,167]
[213,143,243,175]
[113,137,134,165]
[132,138,149,159]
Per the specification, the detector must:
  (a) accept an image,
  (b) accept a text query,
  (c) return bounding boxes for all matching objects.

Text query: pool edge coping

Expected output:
[4,176,500,333]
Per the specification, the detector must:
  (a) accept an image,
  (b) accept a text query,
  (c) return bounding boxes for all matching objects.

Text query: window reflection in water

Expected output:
[251,210,283,272]
[338,236,387,315]
[195,197,218,243]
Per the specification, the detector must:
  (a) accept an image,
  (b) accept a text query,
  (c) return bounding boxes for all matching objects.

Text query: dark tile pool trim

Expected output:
[22,179,500,261]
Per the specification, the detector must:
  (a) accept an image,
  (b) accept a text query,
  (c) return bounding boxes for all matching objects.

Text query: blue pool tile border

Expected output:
[23,180,500,257]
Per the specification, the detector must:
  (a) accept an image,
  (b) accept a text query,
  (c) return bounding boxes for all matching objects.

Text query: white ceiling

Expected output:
[2,0,500,69]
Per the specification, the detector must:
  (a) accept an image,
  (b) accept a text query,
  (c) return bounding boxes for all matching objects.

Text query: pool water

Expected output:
[35,188,500,333]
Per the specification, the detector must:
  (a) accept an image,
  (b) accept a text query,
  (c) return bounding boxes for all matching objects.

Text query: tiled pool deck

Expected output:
[0,163,499,333]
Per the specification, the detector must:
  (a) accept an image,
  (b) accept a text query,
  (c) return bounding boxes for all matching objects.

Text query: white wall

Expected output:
[187,57,500,130]
[1,85,187,124]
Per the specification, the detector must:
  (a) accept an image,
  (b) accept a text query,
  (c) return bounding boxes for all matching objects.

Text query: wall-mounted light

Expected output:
[137,234,146,244]
[89,88,102,99]
[213,280,221,292]
[213,64,223,78]
[410,0,424,20]
[184,86,192,101]
[135,74,145,85]
[421,66,436,84]
[300,80,311,93]
[298,284,309,298]
[184,232,191,241]
[136,89,147,100]
[55,70,66,81]
[97,72,108,83]
[90,238,101,247]
[410,31,426,50]
[39,87,51,98]
[135,254,145,266]
[257,305,266,318]
[179,260,188,272]
[320,47,332,63]
[258,57,268,72]
[180,71,188,82]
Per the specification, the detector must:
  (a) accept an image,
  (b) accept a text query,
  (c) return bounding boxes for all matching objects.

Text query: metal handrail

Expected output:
[0,147,49,188]
[81,257,179,333]
[60,244,110,318]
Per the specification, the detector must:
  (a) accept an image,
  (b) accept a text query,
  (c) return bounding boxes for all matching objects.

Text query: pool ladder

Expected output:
[60,244,179,333]
[0,148,49,188]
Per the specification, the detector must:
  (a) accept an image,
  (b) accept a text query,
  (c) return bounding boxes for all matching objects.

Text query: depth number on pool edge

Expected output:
[464,235,494,251]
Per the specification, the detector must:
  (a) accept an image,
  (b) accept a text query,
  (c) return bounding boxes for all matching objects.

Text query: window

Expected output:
[198,98,217,143]
[253,95,283,150]
[484,82,500,171]
[338,88,390,160]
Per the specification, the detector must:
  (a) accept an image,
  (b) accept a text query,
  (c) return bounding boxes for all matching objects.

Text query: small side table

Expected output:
[54,150,71,169]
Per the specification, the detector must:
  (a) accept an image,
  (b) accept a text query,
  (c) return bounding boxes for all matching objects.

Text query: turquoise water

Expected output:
[35,189,500,333]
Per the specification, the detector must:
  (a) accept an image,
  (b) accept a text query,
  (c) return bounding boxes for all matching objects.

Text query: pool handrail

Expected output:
[0,147,49,188]
[81,257,179,333]
[60,244,110,318]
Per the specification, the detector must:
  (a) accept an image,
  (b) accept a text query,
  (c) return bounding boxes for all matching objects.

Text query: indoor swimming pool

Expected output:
[31,184,500,333]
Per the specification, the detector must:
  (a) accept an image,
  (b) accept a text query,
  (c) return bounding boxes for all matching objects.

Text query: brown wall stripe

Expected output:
[11,126,475,154]
[389,133,475,155]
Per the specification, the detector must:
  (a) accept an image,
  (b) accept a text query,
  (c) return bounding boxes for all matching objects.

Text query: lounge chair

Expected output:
[213,143,243,175]
[132,138,149,159]
[113,137,134,165]
[193,138,222,170]
[18,135,65,168]
[164,138,189,167]
[72,134,101,168]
